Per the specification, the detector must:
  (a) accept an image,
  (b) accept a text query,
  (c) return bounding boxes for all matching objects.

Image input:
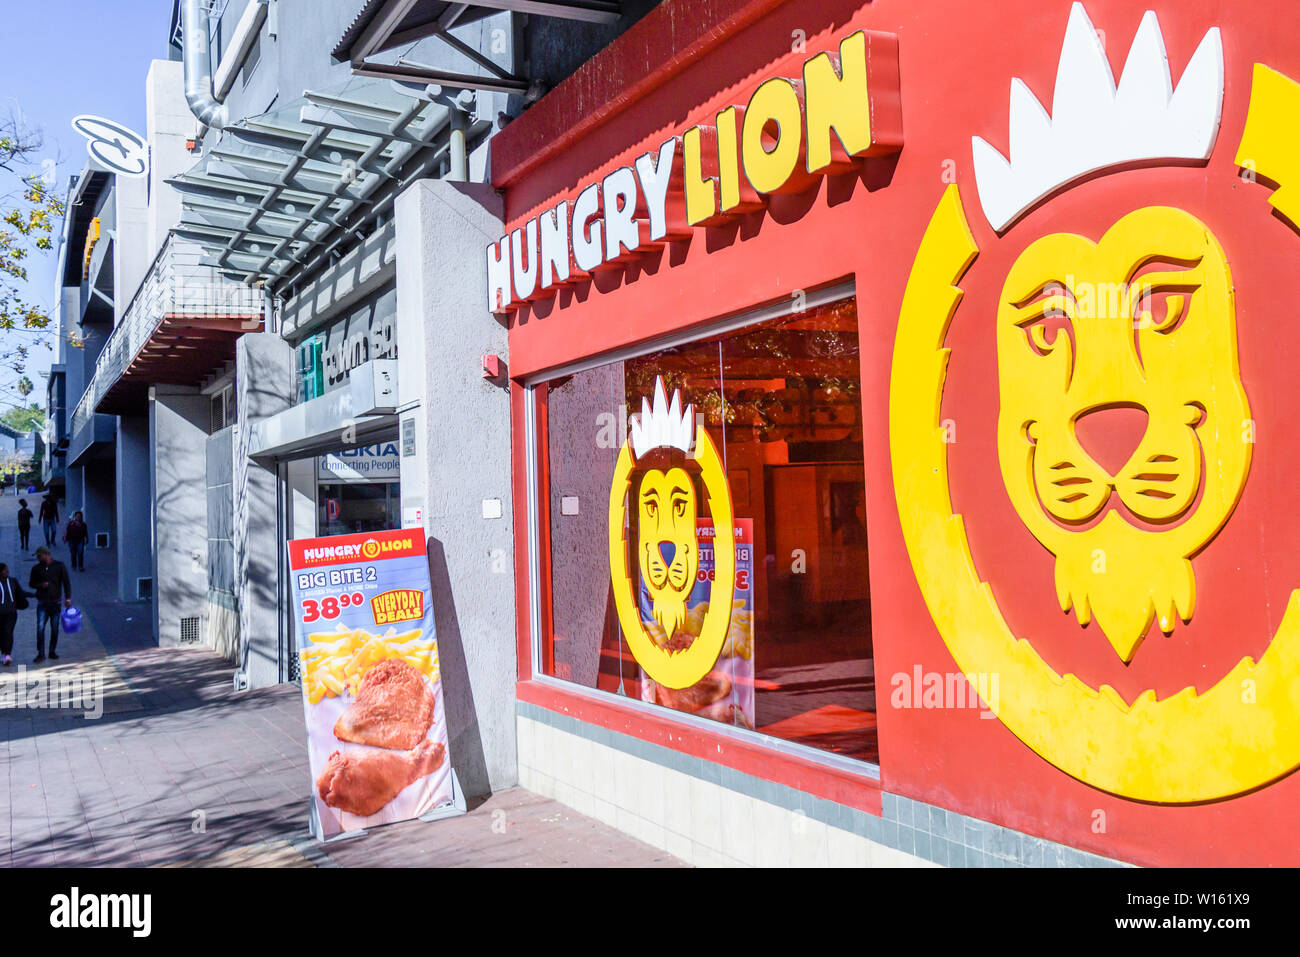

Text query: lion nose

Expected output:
[1074,404,1149,476]
[658,541,676,566]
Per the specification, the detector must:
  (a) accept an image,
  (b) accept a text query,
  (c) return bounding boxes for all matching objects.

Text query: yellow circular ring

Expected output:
[890,186,1300,802]
[607,429,736,689]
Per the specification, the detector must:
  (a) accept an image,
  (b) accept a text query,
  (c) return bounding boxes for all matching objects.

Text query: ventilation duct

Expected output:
[183,0,227,130]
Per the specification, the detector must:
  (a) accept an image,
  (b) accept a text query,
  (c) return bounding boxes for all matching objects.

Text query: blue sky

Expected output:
[0,0,175,413]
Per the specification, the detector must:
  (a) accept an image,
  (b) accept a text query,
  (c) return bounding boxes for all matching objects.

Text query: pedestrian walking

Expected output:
[0,563,28,667]
[38,495,58,548]
[29,546,71,663]
[16,498,31,551]
[64,511,88,571]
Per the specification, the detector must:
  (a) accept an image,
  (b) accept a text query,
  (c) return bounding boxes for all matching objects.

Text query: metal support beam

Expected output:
[453,0,619,24]
[353,59,529,95]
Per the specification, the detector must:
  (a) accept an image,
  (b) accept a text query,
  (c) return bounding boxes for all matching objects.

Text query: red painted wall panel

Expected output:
[504,0,1300,866]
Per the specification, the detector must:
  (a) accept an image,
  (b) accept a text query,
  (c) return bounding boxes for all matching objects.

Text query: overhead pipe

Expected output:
[183,0,227,130]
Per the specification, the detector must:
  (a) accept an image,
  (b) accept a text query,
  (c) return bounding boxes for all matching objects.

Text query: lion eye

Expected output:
[1022,313,1071,356]
[1135,291,1187,333]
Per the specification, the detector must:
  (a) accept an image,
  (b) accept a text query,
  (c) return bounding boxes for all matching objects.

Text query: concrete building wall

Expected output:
[287,457,316,539]
[65,468,85,523]
[62,288,85,407]
[395,179,515,797]
[115,415,152,602]
[145,59,196,259]
[112,176,150,323]
[152,388,211,647]
[206,426,238,661]
[234,333,294,689]
[81,462,115,551]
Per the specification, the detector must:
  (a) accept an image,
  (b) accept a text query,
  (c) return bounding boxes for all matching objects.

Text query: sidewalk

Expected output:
[0,510,680,867]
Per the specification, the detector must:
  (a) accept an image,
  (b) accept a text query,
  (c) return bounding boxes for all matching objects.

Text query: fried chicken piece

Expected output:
[334,658,435,750]
[316,740,446,818]
[653,670,732,713]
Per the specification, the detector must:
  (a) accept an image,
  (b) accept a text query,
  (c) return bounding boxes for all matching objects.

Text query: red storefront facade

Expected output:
[490,0,1300,866]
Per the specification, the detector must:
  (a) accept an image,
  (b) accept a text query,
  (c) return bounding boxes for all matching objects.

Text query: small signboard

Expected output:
[317,442,401,483]
[288,529,461,841]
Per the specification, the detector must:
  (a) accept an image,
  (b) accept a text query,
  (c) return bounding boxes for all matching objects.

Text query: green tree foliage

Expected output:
[0,110,64,374]
[0,405,44,433]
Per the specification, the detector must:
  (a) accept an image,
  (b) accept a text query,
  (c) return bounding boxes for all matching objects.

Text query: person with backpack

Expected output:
[64,511,89,572]
[38,496,58,548]
[29,546,71,663]
[16,498,31,551]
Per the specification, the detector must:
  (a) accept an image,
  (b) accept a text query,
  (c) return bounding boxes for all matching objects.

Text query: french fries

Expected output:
[299,624,440,704]
[644,598,753,660]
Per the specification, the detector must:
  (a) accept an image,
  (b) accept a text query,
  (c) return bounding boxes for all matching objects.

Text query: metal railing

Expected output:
[69,235,264,435]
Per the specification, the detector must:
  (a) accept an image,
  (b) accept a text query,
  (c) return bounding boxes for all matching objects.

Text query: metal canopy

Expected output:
[170,77,477,293]
[333,0,622,94]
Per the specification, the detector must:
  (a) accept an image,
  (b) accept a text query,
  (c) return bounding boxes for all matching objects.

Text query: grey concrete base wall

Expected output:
[206,427,237,661]
[152,389,211,648]
[207,595,239,663]
[115,417,152,602]
[81,461,115,551]
[65,467,84,524]
[395,179,516,797]
[235,334,294,689]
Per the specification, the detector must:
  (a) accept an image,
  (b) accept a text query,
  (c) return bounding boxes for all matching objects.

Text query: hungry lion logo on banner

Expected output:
[890,1,1300,801]
[608,377,737,690]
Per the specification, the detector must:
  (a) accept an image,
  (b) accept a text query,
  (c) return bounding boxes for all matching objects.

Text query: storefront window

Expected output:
[537,296,877,764]
[317,481,400,534]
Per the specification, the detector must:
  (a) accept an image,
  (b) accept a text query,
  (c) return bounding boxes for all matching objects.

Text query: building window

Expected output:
[532,292,877,764]
[210,384,236,432]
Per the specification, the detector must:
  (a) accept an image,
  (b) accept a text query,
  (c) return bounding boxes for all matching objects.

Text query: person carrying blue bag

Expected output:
[28,546,71,663]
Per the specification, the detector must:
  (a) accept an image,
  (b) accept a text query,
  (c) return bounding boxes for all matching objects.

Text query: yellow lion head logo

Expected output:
[636,466,700,637]
[996,205,1252,661]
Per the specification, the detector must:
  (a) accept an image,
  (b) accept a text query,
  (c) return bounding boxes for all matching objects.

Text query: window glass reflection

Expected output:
[542,297,876,764]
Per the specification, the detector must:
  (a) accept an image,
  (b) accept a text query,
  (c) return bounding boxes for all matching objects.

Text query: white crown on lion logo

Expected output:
[972,2,1224,232]
[630,377,694,459]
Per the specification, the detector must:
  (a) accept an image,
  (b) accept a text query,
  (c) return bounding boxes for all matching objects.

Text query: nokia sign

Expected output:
[318,443,400,483]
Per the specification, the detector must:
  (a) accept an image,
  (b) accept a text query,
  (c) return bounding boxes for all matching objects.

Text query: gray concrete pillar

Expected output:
[81,461,115,553]
[152,387,211,647]
[64,467,85,525]
[235,333,294,689]
[116,415,152,602]
[395,179,516,797]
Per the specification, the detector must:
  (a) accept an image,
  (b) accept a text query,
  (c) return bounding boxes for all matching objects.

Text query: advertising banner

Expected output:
[317,442,401,483]
[639,519,755,728]
[288,529,455,840]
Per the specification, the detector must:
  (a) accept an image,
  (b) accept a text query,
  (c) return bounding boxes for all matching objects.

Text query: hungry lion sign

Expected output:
[500,0,1300,866]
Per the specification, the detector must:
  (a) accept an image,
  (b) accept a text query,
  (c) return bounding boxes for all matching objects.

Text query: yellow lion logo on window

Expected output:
[608,377,736,689]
